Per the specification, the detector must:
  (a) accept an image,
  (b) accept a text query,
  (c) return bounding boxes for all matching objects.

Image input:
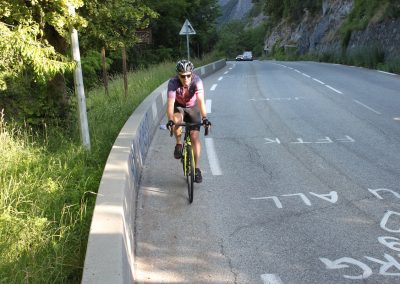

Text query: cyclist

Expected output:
[166,59,211,183]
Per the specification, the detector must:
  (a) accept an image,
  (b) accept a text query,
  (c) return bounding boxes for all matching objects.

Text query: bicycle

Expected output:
[169,122,209,203]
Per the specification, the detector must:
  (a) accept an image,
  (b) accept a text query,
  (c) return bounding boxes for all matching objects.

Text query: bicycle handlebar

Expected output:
[168,122,209,136]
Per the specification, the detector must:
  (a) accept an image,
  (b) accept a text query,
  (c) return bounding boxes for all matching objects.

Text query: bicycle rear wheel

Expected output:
[185,145,194,203]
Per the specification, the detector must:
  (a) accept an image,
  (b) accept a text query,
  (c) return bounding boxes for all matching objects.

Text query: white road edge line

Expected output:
[378,70,396,76]
[325,85,343,94]
[261,274,284,284]
[353,99,381,115]
[205,138,222,176]
[210,84,217,91]
[206,99,212,114]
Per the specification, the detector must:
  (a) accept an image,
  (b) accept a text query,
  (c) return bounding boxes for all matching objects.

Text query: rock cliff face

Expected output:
[348,18,400,58]
[217,0,253,25]
[264,0,400,59]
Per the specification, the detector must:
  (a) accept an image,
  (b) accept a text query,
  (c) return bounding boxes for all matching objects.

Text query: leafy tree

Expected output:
[215,21,245,58]
[185,0,221,58]
[0,1,85,90]
[0,0,157,121]
[0,0,87,120]
[143,0,220,62]
[77,0,157,94]
[79,0,158,50]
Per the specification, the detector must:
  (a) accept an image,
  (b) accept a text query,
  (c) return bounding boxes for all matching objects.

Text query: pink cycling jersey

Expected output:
[167,73,204,108]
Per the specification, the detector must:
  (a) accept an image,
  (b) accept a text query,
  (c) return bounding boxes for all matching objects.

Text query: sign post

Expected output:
[179,19,196,61]
[68,4,91,150]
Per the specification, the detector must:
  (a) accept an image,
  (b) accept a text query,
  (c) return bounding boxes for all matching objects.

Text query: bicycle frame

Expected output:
[182,126,195,176]
[168,121,208,203]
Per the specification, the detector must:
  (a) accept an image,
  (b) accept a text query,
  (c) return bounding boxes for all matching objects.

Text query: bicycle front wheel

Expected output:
[185,145,194,203]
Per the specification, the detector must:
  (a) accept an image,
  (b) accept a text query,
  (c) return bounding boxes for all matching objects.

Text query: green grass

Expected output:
[266,45,400,75]
[0,57,216,283]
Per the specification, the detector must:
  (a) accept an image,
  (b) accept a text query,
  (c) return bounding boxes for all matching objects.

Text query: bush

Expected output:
[81,50,111,90]
[346,45,385,68]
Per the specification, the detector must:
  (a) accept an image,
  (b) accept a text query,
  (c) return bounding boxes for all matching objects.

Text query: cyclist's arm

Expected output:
[197,96,207,120]
[167,80,176,121]
[195,80,207,119]
[167,97,175,121]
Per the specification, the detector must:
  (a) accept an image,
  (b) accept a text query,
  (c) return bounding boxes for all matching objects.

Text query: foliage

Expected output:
[0,61,178,283]
[264,0,321,23]
[142,0,220,62]
[215,21,245,58]
[78,0,158,51]
[215,20,267,59]
[0,0,158,124]
[340,0,400,48]
[346,45,385,68]
[0,0,85,90]
[272,46,400,76]
[80,50,111,90]
[241,23,268,57]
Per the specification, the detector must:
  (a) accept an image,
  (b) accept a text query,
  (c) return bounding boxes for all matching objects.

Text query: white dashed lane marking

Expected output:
[312,78,325,85]
[325,85,343,94]
[353,99,381,115]
[205,99,212,113]
[261,274,284,284]
[205,138,222,176]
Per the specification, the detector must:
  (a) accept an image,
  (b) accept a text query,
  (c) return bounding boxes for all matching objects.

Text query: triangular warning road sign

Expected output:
[179,19,196,35]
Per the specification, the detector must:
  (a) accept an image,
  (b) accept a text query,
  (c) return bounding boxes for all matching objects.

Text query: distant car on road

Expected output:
[235,54,244,61]
[243,51,253,61]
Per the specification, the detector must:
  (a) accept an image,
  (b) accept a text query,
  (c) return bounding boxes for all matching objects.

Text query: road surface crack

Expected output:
[219,238,238,283]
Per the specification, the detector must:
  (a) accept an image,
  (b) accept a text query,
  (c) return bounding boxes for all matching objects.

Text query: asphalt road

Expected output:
[134,60,400,284]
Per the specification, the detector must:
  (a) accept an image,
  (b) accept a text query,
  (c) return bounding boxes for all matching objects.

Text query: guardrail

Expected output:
[81,59,226,283]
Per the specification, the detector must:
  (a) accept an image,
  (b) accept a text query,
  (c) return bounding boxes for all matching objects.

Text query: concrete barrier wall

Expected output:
[82,59,226,283]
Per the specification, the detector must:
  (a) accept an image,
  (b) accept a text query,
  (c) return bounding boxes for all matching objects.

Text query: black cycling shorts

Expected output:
[174,103,201,131]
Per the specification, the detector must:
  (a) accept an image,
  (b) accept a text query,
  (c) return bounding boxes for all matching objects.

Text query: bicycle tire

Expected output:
[186,145,194,203]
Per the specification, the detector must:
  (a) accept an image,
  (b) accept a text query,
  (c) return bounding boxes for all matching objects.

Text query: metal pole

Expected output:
[186,34,190,61]
[69,5,91,150]
[186,21,190,61]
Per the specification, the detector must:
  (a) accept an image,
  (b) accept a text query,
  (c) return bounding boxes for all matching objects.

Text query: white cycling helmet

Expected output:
[176,59,194,73]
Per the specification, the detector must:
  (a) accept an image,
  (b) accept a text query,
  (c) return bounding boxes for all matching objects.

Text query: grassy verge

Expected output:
[0,56,217,283]
[265,45,400,75]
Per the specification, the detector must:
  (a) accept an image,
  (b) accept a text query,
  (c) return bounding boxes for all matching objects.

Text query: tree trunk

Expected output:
[122,46,128,97]
[102,47,109,96]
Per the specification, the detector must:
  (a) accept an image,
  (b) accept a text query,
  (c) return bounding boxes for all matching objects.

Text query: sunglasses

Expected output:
[179,74,192,79]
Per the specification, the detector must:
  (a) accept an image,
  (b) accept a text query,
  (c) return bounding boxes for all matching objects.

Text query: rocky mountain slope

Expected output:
[263,0,400,59]
[217,0,253,25]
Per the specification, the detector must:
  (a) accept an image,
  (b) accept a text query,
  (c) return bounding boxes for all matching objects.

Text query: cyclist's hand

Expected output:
[166,120,175,136]
[166,120,175,130]
[202,118,211,136]
[202,118,211,127]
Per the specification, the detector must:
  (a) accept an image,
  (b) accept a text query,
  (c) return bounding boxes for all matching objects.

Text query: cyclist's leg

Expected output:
[173,104,184,144]
[185,106,201,168]
[173,105,184,159]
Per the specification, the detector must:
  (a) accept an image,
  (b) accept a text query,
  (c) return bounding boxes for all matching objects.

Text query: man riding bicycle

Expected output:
[166,60,211,183]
